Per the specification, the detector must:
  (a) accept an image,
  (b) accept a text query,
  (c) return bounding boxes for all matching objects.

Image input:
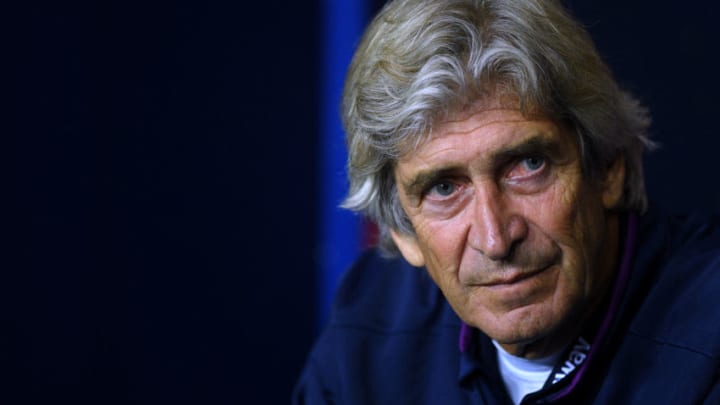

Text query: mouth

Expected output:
[480,265,553,288]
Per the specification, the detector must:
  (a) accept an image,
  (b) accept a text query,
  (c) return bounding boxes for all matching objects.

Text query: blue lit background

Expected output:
[317,0,369,327]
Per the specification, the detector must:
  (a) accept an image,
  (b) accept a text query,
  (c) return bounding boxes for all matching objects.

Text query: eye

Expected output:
[428,181,456,197]
[522,156,545,172]
[505,156,548,183]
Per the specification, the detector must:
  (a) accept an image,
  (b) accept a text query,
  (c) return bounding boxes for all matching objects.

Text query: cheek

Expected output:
[545,187,608,295]
[516,189,578,245]
[401,204,467,291]
[414,216,471,277]
[518,181,593,277]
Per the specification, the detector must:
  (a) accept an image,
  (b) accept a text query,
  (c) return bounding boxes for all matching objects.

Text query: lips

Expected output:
[478,264,553,287]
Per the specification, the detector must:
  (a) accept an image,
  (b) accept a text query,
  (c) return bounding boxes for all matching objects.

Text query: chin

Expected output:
[471,301,569,346]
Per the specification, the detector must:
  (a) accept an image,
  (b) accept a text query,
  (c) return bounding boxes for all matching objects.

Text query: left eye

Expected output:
[522,156,545,171]
[506,156,548,183]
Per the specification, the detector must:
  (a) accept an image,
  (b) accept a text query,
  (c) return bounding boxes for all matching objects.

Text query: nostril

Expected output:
[507,215,529,242]
[470,224,512,260]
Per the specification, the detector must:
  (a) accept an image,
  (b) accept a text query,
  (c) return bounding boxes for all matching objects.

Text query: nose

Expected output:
[468,185,528,261]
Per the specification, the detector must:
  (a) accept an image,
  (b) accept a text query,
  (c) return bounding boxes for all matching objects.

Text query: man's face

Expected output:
[391,107,624,356]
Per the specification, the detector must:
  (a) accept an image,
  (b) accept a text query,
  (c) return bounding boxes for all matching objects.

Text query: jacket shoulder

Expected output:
[293,249,467,404]
[631,210,720,356]
[591,211,720,404]
[330,248,457,332]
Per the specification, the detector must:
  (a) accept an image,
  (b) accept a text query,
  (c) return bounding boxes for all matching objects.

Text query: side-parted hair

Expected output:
[341,0,653,254]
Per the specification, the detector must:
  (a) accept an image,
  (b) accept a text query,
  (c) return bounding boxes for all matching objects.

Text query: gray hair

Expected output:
[341,0,653,254]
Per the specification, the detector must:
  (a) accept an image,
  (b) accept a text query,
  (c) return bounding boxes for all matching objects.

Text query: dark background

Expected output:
[7,1,719,404]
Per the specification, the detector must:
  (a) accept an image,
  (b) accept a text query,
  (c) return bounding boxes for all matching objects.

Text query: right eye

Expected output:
[428,181,456,197]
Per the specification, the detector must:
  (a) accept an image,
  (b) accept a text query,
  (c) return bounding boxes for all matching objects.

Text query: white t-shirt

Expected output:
[492,341,563,405]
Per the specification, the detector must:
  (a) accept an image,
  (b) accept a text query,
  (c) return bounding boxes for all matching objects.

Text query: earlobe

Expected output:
[602,157,626,209]
[390,229,426,267]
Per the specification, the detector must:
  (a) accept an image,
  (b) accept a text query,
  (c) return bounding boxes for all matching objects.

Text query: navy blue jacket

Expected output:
[294,210,720,404]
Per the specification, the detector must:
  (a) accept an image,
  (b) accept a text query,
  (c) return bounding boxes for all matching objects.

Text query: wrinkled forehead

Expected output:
[395,95,555,160]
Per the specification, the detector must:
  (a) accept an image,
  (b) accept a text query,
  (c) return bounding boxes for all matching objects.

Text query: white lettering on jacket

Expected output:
[552,337,591,384]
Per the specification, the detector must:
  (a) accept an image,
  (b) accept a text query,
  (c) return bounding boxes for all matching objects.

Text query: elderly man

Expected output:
[295,0,720,403]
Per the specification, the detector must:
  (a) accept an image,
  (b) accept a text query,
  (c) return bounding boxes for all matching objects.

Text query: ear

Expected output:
[390,229,426,267]
[601,157,626,209]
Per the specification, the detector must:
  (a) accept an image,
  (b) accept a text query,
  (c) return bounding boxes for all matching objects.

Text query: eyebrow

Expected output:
[493,136,564,163]
[400,135,565,199]
[402,166,463,200]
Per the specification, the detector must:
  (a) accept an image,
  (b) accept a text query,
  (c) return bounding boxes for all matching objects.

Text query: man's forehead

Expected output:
[397,93,547,156]
[399,107,563,163]
[436,108,533,137]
